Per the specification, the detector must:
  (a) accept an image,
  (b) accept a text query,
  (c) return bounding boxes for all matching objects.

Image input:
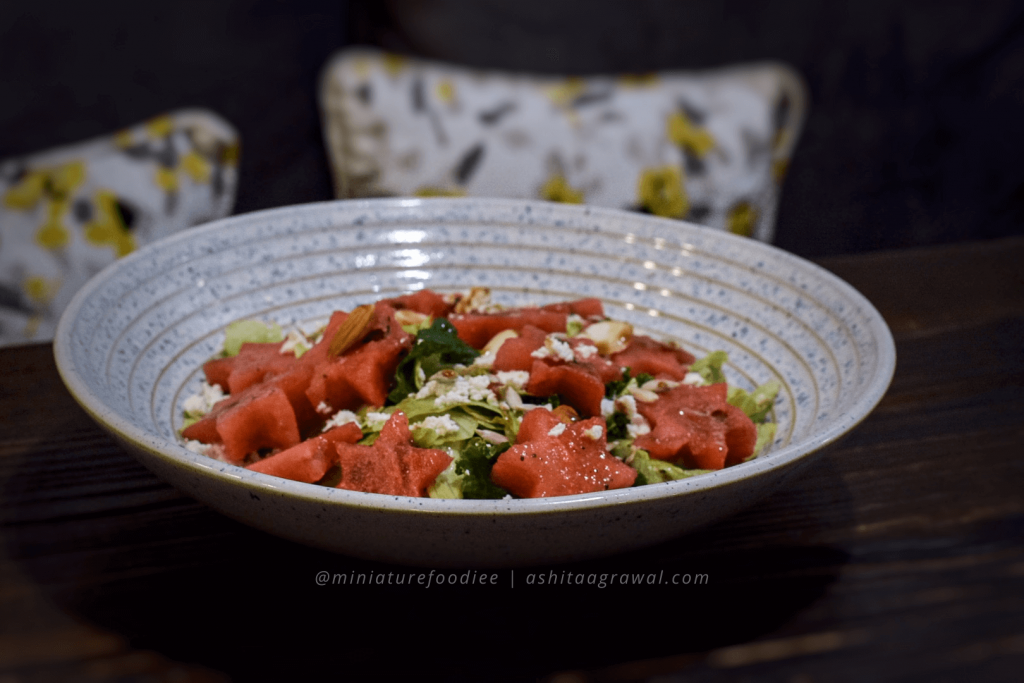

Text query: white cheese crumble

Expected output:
[418,373,497,408]
[323,409,359,432]
[364,411,392,429]
[316,400,333,415]
[472,349,497,368]
[280,328,311,356]
[184,439,212,455]
[548,423,567,437]
[413,414,462,436]
[494,370,529,389]
[683,371,706,386]
[573,343,599,360]
[583,424,603,440]
[531,336,574,362]
[627,422,651,437]
[182,382,225,417]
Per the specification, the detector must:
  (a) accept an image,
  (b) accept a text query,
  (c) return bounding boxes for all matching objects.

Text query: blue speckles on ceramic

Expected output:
[53,198,896,567]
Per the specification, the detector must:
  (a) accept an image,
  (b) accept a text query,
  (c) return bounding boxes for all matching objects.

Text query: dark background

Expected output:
[1,0,1022,258]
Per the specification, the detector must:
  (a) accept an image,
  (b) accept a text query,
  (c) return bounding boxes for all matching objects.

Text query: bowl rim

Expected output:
[53,197,896,517]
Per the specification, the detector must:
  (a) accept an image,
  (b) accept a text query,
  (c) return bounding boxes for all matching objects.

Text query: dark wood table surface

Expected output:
[2,236,1022,683]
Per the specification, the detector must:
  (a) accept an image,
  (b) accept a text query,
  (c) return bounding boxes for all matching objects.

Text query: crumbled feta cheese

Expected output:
[494,370,530,389]
[472,349,497,368]
[583,425,603,440]
[364,411,392,429]
[600,397,616,417]
[573,343,599,360]
[182,382,225,417]
[548,423,567,437]
[280,328,311,356]
[323,409,359,432]
[183,439,212,455]
[531,336,575,362]
[627,421,651,437]
[419,373,498,408]
[316,400,333,415]
[414,414,462,436]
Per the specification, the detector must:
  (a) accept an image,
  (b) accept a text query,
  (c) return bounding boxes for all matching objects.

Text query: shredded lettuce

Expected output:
[728,379,781,423]
[388,318,480,403]
[689,350,729,385]
[630,450,712,485]
[750,422,778,459]
[222,320,283,357]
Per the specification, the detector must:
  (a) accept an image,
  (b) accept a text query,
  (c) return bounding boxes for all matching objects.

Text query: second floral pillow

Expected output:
[319,48,806,242]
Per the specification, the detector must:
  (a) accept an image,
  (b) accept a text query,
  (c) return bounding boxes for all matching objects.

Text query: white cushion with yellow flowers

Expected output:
[0,108,239,347]
[320,48,806,240]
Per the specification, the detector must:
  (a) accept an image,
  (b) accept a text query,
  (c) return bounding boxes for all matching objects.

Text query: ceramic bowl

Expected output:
[54,198,895,567]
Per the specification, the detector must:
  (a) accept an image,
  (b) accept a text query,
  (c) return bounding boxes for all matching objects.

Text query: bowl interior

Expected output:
[55,198,894,520]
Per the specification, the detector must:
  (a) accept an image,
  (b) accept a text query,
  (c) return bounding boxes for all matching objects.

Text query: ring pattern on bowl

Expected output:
[55,198,895,567]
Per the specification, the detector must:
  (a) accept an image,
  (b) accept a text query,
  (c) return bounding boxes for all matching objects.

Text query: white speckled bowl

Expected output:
[54,198,895,567]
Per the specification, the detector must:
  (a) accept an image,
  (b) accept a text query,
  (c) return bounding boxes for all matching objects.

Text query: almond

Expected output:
[328,304,374,357]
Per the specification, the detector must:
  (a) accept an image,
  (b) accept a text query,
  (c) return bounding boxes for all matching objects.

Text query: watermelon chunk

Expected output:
[334,412,452,497]
[612,335,696,380]
[526,360,606,417]
[382,289,454,318]
[451,309,568,349]
[305,302,414,412]
[540,298,605,319]
[247,422,363,483]
[223,341,298,394]
[492,325,547,372]
[633,383,757,469]
[491,409,636,498]
[183,383,302,465]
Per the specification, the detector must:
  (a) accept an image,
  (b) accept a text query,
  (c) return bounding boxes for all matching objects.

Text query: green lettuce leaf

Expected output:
[727,379,781,423]
[689,350,728,385]
[389,318,480,403]
[748,422,778,460]
[630,450,712,485]
[222,320,284,357]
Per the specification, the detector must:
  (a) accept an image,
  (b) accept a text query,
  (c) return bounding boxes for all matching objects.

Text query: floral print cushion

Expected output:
[0,108,239,347]
[320,48,806,241]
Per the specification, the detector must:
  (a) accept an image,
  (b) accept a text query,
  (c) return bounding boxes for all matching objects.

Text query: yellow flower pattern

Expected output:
[36,200,72,250]
[540,175,584,204]
[637,166,689,219]
[2,161,87,251]
[414,186,467,198]
[83,190,136,256]
[727,202,758,237]
[667,111,715,158]
[23,275,61,306]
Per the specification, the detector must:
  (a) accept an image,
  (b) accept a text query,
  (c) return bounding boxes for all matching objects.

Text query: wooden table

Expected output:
[2,237,1022,682]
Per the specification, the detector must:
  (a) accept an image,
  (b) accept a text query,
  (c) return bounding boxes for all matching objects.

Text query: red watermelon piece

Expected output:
[611,335,696,380]
[540,297,605,319]
[334,412,452,497]
[526,360,606,417]
[305,302,413,412]
[382,289,453,318]
[224,342,299,395]
[567,337,623,383]
[247,422,363,483]
[182,383,302,465]
[450,308,568,349]
[633,383,756,469]
[491,409,636,498]
[491,325,547,372]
